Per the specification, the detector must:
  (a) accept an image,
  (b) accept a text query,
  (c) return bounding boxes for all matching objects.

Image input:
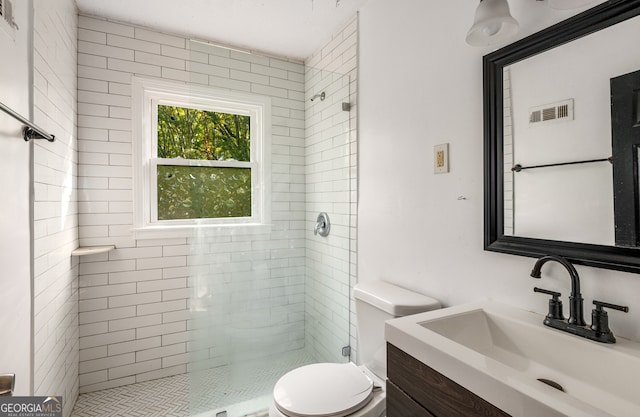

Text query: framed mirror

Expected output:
[484,0,640,273]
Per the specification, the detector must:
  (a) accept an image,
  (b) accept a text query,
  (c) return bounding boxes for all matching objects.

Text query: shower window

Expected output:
[132,77,271,237]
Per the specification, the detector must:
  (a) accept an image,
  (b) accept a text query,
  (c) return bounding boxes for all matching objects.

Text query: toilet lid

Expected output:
[273,362,373,417]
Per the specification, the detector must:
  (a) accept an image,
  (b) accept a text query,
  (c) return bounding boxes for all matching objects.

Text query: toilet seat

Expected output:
[273,362,374,417]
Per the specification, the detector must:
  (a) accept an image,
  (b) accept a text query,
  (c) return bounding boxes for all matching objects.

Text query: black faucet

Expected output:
[531,255,629,344]
[530,255,585,326]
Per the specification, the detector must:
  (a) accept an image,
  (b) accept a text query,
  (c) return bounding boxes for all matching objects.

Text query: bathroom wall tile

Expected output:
[108,151,133,166]
[108,178,133,190]
[162,309,190,324]
[108,82,132,97]
[78,54,108,69]
[231,50,270,66]
[78,65,133,84]
[137,256,186,270]
[135,365,186,383]
[208,75,251,91]
[80,346,108,362]
[79,298,108,312]
[79,16,135,38]
[135,343,185,363]
[32,1,80,414]
[79,353,135,374]
[108,359,161,380]
[79,306,136,325]
[79,370,108,387]
[109,314,163,332]
[161,331,189,346]
[79,322,109,338]
[107,336,162,356]
[251,63,288,79]
[109,291,161,308]
[80,329,135,350]
[188,40,230,57]
[79,41,134,61]
[78,102,109,117]
[107,57,162,77]
[108,34,161,54]
[109,269,162,284]
[270,59,304,74]
[136,300,186,316]
[79,283,136,300]
[79,28,107,44]
[161,45,193,61]
[161,353,189,368]
[135,27,185,49]
[161,67,208,85]
[77,177,108,190]
[109,106,131,120]
[78,90,132,107]
[79,376,135,394]
[136,321,186,339]
[135,51,185,70]
[77,127,109,141]
[230,69,269,85]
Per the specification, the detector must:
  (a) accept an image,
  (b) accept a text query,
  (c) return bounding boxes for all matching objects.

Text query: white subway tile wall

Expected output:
[304,16,359,363]
[32,1,80,416]
[503,68,514,235]
[75,14,359,393]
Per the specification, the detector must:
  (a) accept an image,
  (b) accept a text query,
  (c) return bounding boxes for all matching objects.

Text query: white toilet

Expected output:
[269,281,441,417]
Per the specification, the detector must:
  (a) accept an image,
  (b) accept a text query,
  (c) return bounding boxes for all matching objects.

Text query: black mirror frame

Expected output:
[484,0,640,274]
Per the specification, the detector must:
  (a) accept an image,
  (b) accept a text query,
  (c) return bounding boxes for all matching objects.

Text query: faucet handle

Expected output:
[593,300,629,313]
[590,301,629,343]
[534,287,564,321]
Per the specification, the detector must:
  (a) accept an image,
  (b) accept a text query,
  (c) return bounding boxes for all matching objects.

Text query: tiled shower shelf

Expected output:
[71,245,116,256]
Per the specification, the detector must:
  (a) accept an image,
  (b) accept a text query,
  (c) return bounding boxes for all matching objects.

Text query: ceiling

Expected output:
[75,0,369,61]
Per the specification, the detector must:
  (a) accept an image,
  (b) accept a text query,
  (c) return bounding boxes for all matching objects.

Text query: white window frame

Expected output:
[132,77,271,238]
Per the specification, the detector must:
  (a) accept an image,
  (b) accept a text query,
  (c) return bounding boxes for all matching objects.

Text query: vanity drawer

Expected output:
[387,379,435,417]
[387,343,511,417]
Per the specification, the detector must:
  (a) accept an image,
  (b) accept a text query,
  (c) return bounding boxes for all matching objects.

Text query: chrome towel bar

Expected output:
[0,101,55,142]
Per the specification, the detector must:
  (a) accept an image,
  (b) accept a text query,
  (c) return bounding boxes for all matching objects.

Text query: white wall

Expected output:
[357,0,640,342]
[0,0,33,396]
[32,1,79,415]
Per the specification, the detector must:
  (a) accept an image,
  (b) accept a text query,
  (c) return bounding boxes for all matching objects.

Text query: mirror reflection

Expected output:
[502,13,640,247]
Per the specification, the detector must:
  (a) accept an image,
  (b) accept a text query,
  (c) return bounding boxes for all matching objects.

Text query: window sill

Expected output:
[132,223,273,240]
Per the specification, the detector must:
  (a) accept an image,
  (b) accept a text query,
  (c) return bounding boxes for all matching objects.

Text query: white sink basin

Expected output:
[385,300,640,417]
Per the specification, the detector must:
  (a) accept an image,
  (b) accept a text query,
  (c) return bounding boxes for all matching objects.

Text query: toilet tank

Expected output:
[353,281,440,380]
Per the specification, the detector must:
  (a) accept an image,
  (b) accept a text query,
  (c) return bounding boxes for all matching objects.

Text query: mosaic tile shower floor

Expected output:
[71,350,317,417]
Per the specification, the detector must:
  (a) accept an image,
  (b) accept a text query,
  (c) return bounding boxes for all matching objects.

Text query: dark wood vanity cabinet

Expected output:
[386,343,511,417]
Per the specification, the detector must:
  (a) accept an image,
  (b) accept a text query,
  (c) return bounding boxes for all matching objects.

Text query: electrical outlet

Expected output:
[434,143,449,174]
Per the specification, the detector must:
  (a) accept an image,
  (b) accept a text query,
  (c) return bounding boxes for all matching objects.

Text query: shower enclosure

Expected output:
[182,41,353,416]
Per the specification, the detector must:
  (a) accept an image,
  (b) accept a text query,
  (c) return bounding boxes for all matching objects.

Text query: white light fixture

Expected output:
[547,0,597,10]
[466,0,519,46]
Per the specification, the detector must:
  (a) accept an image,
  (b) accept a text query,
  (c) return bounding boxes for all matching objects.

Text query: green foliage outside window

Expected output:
[157,166,251,219]
[156,105,252,220]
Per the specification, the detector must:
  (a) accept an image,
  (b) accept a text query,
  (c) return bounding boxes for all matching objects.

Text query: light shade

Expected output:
[547,0,597,10]
[466,0,519,47]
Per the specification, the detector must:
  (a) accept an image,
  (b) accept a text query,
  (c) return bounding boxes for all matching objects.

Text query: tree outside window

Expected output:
[156,105,252,220]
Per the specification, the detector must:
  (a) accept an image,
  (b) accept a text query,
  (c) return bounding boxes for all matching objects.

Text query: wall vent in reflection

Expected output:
[529,99,574,125]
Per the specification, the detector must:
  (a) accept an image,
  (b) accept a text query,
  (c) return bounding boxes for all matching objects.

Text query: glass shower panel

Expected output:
[186,40,352,417]
[304,68,353,365]
[188,229,312,416]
